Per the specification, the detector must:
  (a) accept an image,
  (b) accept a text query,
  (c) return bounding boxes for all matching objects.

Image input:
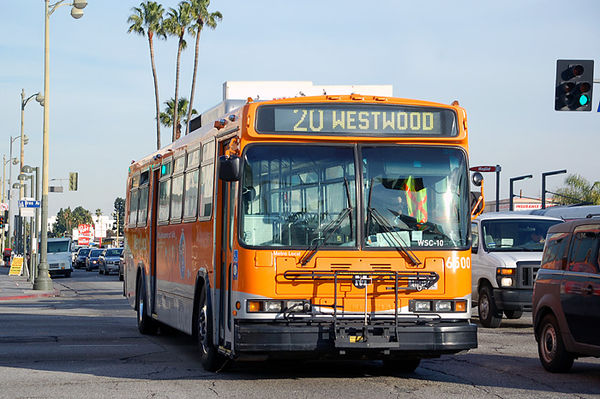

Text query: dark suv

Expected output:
[533,216,600,372]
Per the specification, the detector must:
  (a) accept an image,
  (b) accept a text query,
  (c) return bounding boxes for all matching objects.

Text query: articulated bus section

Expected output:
[124,94,479,371]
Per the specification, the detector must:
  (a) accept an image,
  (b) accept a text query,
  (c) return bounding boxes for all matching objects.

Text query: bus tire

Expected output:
[136,274,157,335]
[504,309,523,319]
[537,314,574,373]
[196,285,225,372]
[478,285,502,328]
[382,357,421,373]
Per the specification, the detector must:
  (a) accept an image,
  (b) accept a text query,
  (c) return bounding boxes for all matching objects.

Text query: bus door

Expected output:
[216,138,236,349]
[149,166,160,315]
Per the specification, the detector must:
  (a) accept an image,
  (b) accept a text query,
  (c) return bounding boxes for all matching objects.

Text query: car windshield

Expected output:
[240,145,356,248]
[105,249,123,256]
[481,219,562,252]
[78,248,90,256]
[362,146,470,249]
[90,249,104,257]
[47,241,70,253]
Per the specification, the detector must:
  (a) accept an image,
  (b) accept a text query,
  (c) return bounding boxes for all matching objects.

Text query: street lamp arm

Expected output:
[22,93,41,110]
[48,1,68,16]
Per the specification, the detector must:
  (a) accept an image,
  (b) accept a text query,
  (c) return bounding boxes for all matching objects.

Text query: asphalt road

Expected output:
[0,269,599,399]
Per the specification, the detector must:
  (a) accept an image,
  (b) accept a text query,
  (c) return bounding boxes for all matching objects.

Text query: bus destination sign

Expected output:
[255,104,458,137]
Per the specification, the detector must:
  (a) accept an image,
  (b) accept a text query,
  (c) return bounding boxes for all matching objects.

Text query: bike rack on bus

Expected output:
[283,270,440,348]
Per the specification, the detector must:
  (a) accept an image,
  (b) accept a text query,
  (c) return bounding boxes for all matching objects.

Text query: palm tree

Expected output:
[186,0,222,135]
[127,1,166,150]
[554,174,600,205]
[164,2,193,142]
[160,97,198,139]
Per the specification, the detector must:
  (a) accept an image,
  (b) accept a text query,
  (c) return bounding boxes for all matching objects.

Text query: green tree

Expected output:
[164,1,193,142]
[160,97,197,137]
[52,207,93,237]
[186,0,222,134]
[553,174,600,205]
[127,1,166,150]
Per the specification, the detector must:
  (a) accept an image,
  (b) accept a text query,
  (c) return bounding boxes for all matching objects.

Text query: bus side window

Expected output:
[200,164,214,218]
[170,174,184,222]
[199,141,215,219]
[138,185,149,226]
[129,188,139,226]
[158,179,171,223]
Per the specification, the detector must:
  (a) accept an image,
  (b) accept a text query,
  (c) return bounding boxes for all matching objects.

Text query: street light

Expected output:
[35,0,88,292]
[541,170,567,209]
[22,165,39,284]
[7,136,23,249]
[509,174,533,211]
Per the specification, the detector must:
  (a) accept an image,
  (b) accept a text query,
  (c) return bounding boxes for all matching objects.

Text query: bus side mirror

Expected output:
[218,155,241,182]
[472,172,483,187]
[470,172,484,219]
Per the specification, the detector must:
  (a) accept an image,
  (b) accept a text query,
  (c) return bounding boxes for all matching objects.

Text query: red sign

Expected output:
[470,165,497,172]
[78,224,93,246]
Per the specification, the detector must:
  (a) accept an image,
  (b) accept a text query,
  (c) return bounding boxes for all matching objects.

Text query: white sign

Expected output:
[0,203,8,211]
[20,207,34,217]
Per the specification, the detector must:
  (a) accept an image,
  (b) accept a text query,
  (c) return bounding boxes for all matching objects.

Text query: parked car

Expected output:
[99,248,123,275]
[85,249,104,271]
[471,212,562,327]
[74,247,91,269]
[533,215,600,372]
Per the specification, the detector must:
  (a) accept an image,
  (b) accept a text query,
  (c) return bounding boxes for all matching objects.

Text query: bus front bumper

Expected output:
[235,320,477,356]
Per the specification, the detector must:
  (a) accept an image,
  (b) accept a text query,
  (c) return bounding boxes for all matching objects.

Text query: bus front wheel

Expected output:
[196,285,226,372]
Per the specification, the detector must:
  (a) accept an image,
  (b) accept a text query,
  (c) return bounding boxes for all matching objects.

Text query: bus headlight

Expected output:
[409,299,467,313]
[247,299,311,313]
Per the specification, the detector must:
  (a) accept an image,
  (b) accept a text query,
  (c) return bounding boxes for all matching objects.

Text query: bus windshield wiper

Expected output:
[366,178,421,266]
[300,178,353,266]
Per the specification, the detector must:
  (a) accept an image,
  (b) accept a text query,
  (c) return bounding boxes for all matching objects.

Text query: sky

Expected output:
[1,0,599,220]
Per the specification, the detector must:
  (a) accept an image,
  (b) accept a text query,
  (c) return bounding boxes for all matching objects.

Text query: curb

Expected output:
[0,289,60,301]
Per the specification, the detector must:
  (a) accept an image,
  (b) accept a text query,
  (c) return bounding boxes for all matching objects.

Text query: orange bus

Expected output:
[124,94,479,372]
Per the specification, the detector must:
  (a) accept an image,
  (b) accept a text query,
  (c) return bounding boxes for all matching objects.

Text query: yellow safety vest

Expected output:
[405,176,428,223]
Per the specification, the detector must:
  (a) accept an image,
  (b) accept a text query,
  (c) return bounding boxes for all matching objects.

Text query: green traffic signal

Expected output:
[555,60,594,111]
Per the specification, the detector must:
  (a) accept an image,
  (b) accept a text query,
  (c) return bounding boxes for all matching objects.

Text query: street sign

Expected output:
[18,199,41,208]
[0,203,8,211]
[49,186,63,193]
[20,208,34,217]
[470,166,497,173]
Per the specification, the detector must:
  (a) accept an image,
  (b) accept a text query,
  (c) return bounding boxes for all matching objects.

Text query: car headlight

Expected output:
[496,267,516,287]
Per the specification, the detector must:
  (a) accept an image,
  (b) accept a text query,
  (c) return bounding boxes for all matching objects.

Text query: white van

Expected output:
[46,237,73,278]
[471,213,562,327]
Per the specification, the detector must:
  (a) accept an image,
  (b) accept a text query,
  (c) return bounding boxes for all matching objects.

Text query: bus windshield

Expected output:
[240,144,469,249]
[362,146,469,249]
[240,145,356,248]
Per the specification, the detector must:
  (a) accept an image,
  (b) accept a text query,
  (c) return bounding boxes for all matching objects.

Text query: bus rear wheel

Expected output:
[196,285,226,372]
[136,275,157,335]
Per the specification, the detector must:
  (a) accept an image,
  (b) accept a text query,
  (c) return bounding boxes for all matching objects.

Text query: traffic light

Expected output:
[69,172,78,191]
[0,215,4,229]
[555,59,594,111]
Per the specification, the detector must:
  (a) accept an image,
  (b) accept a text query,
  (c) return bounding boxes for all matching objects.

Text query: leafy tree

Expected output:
[52,207,93,237]
[186,0,222,134]
[164,1,193,141]
[553,174,600,205]
[127,1,166,150]
[113,197,125,237]
[160,97,197,138]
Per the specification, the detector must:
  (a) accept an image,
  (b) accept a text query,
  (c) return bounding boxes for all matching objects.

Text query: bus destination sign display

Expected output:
[255,104,458,136]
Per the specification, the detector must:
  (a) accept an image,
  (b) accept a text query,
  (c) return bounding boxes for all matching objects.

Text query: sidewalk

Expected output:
[0,265,60,301]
